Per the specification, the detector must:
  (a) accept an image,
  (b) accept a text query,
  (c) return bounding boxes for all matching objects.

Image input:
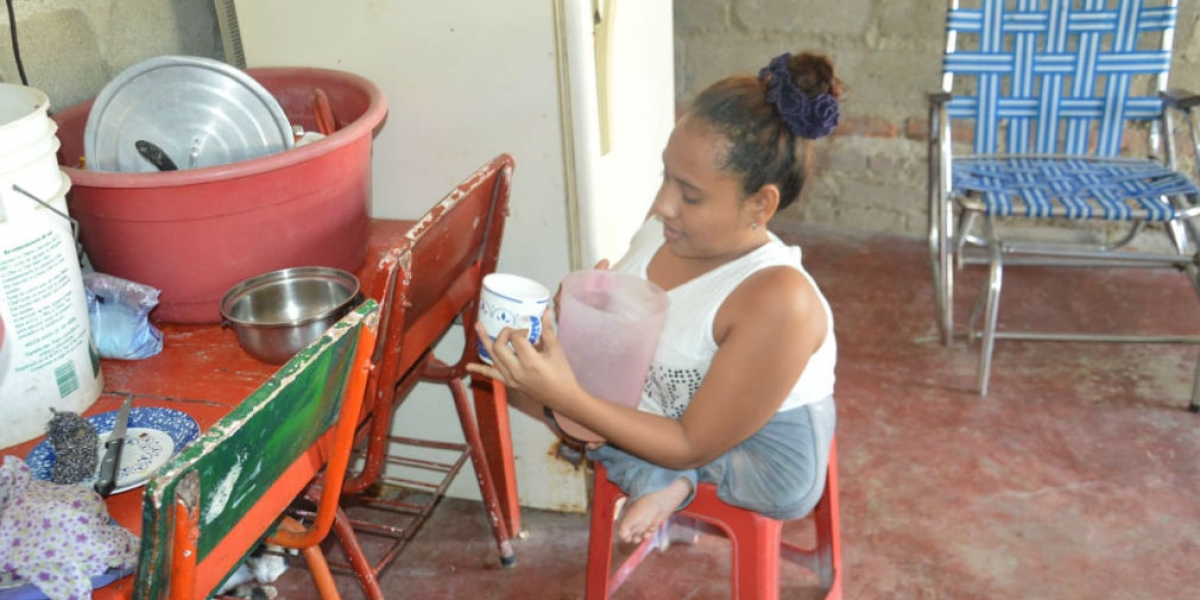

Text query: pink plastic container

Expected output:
[53,67,388,323]
[554,269,669,442]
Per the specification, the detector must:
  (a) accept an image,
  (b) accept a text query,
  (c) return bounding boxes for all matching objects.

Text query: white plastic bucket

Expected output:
[0,171,103,447]
[0,83,54,149]
[0,83,62,222]
[0,315,9,389]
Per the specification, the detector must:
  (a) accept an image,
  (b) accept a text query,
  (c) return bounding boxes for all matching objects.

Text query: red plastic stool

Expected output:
[584,438,842,600]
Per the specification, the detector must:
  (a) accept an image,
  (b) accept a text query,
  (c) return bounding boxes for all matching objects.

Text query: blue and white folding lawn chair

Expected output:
[927,0,1200,408]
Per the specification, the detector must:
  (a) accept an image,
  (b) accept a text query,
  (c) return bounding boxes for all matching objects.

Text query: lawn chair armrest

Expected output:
[929,91,953,106]
[1174,203,1200,221]
[1160,89,1200,111]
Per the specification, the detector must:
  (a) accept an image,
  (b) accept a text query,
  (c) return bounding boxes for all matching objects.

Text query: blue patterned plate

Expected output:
[25,407,200,495]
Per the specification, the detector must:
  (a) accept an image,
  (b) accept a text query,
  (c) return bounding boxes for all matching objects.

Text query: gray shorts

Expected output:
[588,395,836,521]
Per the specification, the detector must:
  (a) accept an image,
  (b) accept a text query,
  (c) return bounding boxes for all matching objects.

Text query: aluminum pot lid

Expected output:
[83,55,294,173]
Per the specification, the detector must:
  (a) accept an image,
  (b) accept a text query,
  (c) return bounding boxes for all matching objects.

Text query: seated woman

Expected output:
[470,50,840,544]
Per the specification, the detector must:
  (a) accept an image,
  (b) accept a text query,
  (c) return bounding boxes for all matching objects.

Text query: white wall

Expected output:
[236,0,583,513]
[239,1,574,286]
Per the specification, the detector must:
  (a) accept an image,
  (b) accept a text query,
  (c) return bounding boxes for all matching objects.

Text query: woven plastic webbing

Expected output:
[953,157,1198,220]
[943,1,1176,157]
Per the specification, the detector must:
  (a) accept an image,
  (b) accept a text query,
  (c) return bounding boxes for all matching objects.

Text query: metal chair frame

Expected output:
[926,0,1200,407]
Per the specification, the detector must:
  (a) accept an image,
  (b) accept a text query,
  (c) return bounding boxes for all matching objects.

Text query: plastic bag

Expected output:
[83,272,164,360]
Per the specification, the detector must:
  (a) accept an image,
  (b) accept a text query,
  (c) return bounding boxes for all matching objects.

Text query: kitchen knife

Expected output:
[94,395,134,497]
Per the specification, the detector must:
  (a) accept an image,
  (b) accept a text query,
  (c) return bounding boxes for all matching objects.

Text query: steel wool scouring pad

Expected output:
[46,409,100,484]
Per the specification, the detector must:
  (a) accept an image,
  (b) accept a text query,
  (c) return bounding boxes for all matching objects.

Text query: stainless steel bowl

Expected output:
[219,267,360,364]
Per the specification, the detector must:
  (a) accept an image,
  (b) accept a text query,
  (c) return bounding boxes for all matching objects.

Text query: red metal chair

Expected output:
[330,155,518,591]
[585,438,842,600]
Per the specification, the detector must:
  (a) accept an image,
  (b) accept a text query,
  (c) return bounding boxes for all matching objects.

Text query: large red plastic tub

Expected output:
[54,67,388,323]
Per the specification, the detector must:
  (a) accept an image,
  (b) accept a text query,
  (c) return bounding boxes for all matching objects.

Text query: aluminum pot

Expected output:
[219,266,361,364]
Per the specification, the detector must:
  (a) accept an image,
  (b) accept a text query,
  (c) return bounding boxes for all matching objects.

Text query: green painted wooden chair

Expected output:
[133,300,380,600]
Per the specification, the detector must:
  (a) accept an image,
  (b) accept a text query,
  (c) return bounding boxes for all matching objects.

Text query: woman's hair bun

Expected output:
[788,52,841,100]
[759,51,841,139]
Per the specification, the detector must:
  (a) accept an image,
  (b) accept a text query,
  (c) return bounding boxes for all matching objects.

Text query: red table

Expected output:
[0,218,521,597]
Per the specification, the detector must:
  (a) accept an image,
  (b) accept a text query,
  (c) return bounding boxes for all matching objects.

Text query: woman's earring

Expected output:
[751,222,759,231]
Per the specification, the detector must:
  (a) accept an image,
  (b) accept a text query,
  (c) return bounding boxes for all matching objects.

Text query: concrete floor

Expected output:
[273,222,1200,599]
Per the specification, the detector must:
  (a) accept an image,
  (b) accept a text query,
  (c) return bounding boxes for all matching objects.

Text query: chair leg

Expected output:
[927,167,947,342]
[936,244,953,344]
[1189,348,1200,413]
[815,441,842,597]
[274,515,343,600]
[1184,264,1200,414]
[585,466,622,600]
[956,210,978,269]
[448,376,516,566]
[680,486,786,600]
[781,442,842,598]
[469,373,522,535]
[1168,197,1200,255]
[977,221,1004,396]
[729,513,783,600]
[932,203,957,346]
[299,544,342,600]
[926,109,956,346]
[330,506,385,600]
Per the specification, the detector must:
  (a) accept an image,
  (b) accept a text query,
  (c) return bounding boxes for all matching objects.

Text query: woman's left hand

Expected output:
[467,319,581,411]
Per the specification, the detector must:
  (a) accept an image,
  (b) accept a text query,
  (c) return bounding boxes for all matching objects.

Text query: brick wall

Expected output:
[674,0,1200,238]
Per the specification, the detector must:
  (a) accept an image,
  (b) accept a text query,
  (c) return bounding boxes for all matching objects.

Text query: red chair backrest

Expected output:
[367,154,513,403]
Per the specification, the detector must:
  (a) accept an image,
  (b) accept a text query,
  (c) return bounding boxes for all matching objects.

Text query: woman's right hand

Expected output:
[467,320,583,413]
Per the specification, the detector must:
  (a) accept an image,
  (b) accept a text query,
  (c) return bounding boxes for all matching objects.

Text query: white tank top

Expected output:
[612,217,837,418]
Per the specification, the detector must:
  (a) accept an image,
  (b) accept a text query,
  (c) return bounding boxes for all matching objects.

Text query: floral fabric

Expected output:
[0,456,138,600]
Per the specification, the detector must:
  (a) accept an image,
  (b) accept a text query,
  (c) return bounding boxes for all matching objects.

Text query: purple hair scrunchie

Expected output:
[758,53,839,140]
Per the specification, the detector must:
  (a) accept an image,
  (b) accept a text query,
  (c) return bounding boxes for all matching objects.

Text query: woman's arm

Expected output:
[469,266,827,469]
[670,266,826,466]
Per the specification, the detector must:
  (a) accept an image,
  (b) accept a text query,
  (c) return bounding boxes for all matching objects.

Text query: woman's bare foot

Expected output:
[617,477,692,544]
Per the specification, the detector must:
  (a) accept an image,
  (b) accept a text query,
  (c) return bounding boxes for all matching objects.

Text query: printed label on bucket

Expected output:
[0,195,102,447]
[53,360,80,397]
